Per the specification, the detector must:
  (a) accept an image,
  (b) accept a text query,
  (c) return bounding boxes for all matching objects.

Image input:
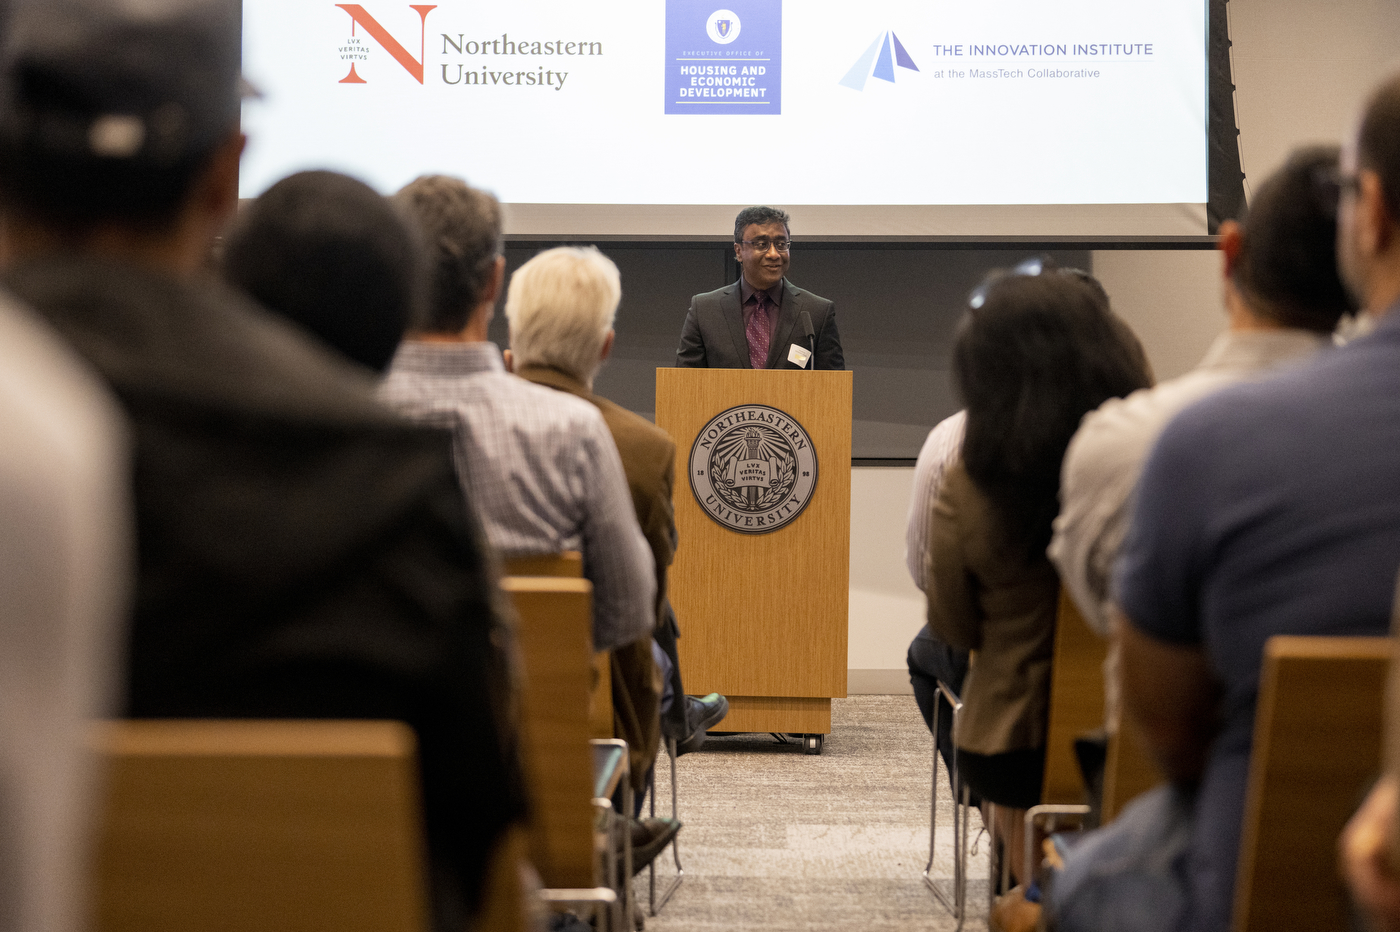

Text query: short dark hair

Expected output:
[1358,72,1400,219]
[394,175,503,334]
[1231,146,1354,331]
[956,271,1152,557]
[222,170,424,372]
[734,206,790,241]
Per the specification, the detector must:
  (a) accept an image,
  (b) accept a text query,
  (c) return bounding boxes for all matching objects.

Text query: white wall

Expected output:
[845,0,1400,692]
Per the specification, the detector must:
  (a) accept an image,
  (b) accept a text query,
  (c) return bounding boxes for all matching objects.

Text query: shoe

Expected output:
[625,816,681,875]
[990,885,1041,932]
[674,693,729,756]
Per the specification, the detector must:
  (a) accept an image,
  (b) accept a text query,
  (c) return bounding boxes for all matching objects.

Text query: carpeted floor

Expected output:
[640,694,991,931]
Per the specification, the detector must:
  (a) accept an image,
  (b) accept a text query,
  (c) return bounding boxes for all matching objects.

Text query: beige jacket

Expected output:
[926,462,1059,756]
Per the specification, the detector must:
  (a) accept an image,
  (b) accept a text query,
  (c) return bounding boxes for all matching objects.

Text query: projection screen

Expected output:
[240,0,1213,238]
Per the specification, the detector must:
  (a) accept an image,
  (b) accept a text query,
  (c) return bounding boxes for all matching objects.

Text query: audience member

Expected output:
[222,169,424,371]
[1050,147,1354,730]
[0,302,129,932]
[1053,76,1400,932]
[504,244,730,761]
[380,177,654,651]
[903,409,969,792]
[0,4,525,929]
[383,180,663,841]
[925,269,1151,910]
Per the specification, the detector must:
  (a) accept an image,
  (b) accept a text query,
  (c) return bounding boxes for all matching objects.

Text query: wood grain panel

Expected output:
[1102,722,1161,822]
[656,368,852,707]
[91,720,429,932]
[501,576,597,889]
[718,696,832,733]
[1232,635,1391,932]
[1041,590,1108,805]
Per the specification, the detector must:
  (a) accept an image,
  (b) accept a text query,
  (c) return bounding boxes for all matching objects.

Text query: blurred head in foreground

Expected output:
[0,0,247,268]
[1338,71,1400,314]
[223,170,423,371]
[1219,146,1354,333]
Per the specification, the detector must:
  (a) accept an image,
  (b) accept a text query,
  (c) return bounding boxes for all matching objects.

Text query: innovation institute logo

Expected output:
[839,30,919,91]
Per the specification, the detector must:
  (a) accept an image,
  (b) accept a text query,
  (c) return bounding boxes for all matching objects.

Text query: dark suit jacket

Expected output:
[9,257,525,932]
[676,278,844,370]
[518,363,672,786]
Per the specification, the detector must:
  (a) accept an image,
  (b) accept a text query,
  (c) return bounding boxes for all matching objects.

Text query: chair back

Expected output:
[1041,589,1108,805]
[91,720,428,932]
[501,575,599,889]
[1232,635,1391,932]
[504,551,584,578]
[1101,722,1162,822]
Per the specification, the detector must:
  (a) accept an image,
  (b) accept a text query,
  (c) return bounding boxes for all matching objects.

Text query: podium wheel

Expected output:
[804,734,824,755]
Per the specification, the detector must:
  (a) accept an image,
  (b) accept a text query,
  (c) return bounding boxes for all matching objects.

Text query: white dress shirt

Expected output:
[0,298,129,932]
[904,410,967,592]
[380,340,655,651]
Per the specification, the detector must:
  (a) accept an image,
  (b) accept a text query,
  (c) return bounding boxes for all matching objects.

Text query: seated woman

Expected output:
[924,266,1151,902]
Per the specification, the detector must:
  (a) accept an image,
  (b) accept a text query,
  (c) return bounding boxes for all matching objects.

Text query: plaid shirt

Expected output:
[380,341,655,651]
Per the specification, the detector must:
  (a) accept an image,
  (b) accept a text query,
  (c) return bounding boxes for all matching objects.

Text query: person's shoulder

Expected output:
[784,279,833,309]
[593,395,674,453]
[691,280,738,307]
[510,374,609,428]
[10,258,401,429]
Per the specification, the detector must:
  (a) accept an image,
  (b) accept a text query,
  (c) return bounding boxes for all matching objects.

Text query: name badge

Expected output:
[787,344,812,368]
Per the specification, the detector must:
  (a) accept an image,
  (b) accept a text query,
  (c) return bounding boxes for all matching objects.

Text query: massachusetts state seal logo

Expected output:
[688,404,817,534]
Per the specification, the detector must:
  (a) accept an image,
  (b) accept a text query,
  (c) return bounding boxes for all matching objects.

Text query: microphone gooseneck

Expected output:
[801,311,816,369]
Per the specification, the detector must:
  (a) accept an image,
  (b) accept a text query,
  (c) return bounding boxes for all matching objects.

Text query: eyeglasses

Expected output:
[738,238,792,253]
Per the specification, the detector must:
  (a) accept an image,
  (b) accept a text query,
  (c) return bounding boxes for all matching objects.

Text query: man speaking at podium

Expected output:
[676,207,845,370]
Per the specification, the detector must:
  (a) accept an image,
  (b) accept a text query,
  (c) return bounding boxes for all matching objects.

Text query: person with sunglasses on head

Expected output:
[676,206,844,370]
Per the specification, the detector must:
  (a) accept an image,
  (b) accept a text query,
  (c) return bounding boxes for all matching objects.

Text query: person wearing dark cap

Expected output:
[222,170,424,372]
[0,2,525,929]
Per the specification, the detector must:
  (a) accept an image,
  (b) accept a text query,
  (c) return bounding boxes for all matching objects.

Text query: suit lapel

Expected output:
[719,282,751,369]
[767,280,801,368]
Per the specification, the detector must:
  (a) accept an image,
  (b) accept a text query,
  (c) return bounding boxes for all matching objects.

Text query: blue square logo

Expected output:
[665,0,782,115]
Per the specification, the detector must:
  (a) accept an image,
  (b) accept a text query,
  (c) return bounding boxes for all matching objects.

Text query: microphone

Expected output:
[801,311,816,369]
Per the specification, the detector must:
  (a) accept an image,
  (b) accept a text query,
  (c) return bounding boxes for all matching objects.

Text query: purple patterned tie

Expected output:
[746,292,771,369]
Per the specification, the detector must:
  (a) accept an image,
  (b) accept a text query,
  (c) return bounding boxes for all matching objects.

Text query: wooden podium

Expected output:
[656,368,852,752]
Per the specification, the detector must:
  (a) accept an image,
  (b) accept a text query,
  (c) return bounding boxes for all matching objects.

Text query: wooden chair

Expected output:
[1231,635,1391,932]
[91,720,430,932]
[503,553,612,739]
[1041,588,1108,806]
[1100,721,1162,822]
[504,551,584,579]
[502,575,627,928]
[501,575,597,888]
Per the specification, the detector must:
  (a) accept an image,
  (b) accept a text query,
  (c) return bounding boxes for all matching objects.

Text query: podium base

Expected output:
[718,696,831,734]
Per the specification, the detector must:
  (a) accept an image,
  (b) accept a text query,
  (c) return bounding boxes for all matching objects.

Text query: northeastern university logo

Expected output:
[689,404,817,535]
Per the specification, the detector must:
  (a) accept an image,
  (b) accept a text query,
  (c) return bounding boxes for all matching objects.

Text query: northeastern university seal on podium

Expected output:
[688,403,818,534]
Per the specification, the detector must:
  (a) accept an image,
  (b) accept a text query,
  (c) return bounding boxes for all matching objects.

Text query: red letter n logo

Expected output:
[336,4,436,84]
